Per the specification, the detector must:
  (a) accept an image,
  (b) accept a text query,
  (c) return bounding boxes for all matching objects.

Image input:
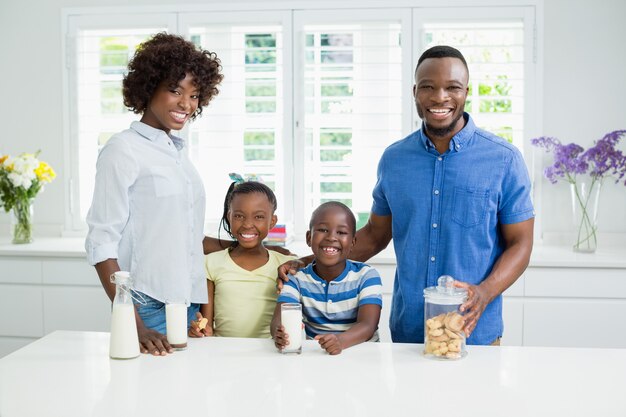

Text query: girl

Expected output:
[85,33,223,356]
[191,181,296,338]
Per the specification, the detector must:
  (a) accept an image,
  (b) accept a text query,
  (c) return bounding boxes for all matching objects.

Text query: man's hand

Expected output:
[137,324,173,356]
[276,259,306,293]
[454,281,492,338]
[315,334,343,355]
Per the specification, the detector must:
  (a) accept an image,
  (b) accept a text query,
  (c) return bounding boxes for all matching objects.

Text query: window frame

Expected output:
[62,1,542,239]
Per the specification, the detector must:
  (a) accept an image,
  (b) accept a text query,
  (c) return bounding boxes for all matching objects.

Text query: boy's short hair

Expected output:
[123,32,223,120]
[309,201,357,235]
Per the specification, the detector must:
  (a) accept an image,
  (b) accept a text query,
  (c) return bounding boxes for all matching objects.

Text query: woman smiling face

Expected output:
[140,73,199,133]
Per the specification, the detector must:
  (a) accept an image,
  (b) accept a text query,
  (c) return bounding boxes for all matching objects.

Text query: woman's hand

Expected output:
[137,324,172,356]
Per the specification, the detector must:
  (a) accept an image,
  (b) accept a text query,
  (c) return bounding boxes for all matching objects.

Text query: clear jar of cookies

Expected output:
[423,275,468,360]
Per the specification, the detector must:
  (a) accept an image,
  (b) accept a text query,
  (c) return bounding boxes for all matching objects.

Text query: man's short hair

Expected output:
[415,45,469,75]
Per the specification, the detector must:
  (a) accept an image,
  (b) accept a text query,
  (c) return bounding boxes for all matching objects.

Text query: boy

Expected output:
[271,202,382,355]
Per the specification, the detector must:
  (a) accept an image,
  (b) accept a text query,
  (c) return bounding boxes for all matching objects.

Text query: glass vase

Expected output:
[570,176,601,253]
[11,199,34,244]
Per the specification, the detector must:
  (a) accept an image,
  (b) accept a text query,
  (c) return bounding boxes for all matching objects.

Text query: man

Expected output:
[281,45,534,346]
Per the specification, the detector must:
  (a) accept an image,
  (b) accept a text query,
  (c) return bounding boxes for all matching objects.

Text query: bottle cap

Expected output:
[110,271,131,284]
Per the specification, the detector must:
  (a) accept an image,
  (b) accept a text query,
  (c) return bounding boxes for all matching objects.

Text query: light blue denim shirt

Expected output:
[85,121,207,304]
[372,113,534,345]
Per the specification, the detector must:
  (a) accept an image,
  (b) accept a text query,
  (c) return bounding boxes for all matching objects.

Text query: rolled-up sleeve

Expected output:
[85,137,138,265]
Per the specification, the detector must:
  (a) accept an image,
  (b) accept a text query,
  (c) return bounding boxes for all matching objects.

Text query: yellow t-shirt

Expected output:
[206,249,296,338]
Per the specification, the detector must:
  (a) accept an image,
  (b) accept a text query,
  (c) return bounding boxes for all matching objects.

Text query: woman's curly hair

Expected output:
[122,32,223,120]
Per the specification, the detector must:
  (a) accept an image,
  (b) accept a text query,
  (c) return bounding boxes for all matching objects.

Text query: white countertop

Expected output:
[0,331,624,417]
[1,237,625,268]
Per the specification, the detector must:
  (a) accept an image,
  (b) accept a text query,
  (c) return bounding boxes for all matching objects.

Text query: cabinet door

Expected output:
[378,294,393,342]
[43,287,111,333]
[0,285,44,337]
[42,259,100,286]
[524,298,626,348]
[502,297,523,346]
[0,259,42,283]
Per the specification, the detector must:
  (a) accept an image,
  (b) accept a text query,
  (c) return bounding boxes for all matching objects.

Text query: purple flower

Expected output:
[532,130,626,186]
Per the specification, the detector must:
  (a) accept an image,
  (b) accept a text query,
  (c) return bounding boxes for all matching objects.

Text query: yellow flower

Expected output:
[35,161,56,183]
[0,155,7,165]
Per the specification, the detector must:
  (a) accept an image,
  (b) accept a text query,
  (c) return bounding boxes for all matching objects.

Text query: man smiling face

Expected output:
[413,56,469,146]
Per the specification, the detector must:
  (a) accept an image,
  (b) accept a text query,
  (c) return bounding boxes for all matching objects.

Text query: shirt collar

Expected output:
[306,261,350,283]
[130,121,185,150]
[418,112,476,153]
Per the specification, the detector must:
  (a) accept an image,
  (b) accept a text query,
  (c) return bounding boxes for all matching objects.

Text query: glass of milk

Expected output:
[165,302,188,350]
[281,303,303,354]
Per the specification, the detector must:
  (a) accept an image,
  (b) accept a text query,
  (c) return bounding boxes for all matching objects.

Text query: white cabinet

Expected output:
[523,267,626,348]
[0,244,111,358]
[1,239,625,357]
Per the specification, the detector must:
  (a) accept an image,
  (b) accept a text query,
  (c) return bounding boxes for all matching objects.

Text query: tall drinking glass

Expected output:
[281,303,303,354]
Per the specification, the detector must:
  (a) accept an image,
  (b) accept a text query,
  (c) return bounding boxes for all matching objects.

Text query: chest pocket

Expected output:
[150,166,183,198]
[451,186,489,227]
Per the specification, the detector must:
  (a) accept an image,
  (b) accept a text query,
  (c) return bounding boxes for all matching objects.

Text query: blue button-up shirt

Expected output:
[372,114,534,345]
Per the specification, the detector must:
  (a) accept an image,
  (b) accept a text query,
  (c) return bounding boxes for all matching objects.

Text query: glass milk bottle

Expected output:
[109,271,140,359]
[423,275,468,360]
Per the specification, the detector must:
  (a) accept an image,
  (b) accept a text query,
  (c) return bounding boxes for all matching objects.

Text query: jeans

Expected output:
[133,291,200,335]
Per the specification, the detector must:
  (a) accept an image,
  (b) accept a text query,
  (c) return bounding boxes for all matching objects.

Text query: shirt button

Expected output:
[437,157,442,161]
[455,144,460,150]
[434,190,440,195]
[168,142,171,146]
[432,223,438,228]
[430,256,436,262]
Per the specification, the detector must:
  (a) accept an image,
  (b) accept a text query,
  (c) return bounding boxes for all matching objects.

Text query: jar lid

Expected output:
[423,275,468,305]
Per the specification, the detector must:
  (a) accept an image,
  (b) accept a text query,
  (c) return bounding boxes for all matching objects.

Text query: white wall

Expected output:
[0,0,625,245]
[539,0,626,245]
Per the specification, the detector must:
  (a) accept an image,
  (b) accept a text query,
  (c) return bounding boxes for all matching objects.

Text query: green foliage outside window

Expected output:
[320,149,351,162]
[478,75,512,113]
[321,84,352,96]
[246,84,276,97]
[246,101,276,113]
[320,131,352,146]
[99,37,129,72]
[321,182,352,193]
[244,131,275,145]
[244,149,275,161]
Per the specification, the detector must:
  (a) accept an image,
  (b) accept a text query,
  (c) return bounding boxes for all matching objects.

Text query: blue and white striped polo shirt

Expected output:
[278,260,383,338]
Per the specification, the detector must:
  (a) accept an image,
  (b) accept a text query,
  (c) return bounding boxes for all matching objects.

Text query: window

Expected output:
[179,11,291,224]
[296,14,406,232]
[64,4,538,237]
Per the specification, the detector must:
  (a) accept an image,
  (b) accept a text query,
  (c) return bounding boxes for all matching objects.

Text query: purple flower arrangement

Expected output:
[531,130,626,185]
[532,130,626,252]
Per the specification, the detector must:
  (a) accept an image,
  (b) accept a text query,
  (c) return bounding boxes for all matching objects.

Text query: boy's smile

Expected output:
[307,205,356,280]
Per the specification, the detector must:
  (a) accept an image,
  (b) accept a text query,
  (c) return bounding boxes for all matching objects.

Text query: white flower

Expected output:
[8,172,33,189]
[12,154,39,177]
